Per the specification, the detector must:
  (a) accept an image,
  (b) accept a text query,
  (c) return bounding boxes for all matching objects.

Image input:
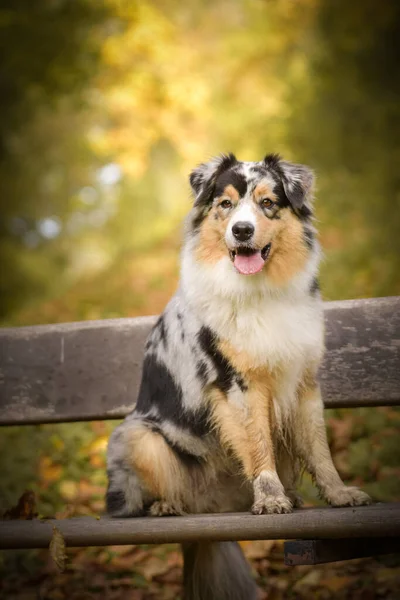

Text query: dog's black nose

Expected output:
[232,221,255,242]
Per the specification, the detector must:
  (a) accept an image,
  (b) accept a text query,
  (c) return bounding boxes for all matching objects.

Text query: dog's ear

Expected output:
[190,153,237,207]
[264,154,314,210]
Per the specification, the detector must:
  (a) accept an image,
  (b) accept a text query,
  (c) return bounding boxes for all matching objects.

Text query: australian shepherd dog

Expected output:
[106,153,371,599]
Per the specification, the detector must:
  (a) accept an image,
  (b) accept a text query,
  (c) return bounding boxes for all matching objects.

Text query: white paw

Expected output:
[252,494,293,515]
[326,486,372,507]
[148,500,183,516]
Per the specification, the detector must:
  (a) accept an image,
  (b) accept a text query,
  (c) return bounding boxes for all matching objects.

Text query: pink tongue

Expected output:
[234,251,265,275]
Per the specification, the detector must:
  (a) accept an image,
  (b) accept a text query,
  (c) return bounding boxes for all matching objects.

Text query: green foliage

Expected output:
[1,0,399,324]
[286,0,400,299]
[0,421,118,517]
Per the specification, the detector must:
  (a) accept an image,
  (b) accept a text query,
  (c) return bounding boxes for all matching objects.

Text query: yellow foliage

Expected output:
[39,457,63,483]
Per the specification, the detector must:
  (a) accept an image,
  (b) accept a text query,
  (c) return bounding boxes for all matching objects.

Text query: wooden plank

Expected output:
[0,316,156,425]
[321,296,400,410]
[0,297,399,425]
[284,537,400,566]
[1,503,400,550]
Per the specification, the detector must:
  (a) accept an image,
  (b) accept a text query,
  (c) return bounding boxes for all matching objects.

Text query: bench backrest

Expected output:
[1,296,399,426]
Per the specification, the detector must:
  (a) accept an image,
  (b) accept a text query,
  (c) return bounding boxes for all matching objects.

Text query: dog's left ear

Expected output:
[264,154,314,210]
[190,153,237,207]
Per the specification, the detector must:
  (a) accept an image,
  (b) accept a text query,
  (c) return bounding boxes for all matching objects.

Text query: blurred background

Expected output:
[1,0,400,598]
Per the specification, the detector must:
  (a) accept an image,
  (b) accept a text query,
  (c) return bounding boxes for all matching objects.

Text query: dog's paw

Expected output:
[326,486,372,507]
[148,500,184,516]
[251,494,293,515]
[286,489,304,508]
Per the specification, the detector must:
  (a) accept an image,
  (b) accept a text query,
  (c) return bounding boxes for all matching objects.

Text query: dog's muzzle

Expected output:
[229,243,271,275]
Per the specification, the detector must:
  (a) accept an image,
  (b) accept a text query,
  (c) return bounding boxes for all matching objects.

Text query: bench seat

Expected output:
[1,296,399,564]
[1,503,400,550]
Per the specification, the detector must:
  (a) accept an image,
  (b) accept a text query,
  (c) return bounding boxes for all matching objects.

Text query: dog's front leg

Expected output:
[295,380,371,507]
[211,388,292,514]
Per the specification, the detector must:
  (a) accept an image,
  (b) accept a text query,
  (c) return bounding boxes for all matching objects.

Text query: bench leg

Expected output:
[284,537,400,566]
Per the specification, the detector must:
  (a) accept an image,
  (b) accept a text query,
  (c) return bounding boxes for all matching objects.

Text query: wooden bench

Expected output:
[1,296,400,566]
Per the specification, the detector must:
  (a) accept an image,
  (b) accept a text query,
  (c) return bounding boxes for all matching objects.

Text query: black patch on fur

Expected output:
[214,168,247,199]
[145,420,204,468]
[264,153,282,169]
[298,204,312,220]
[192,153,237,209]
[190,154,238,231]
[198,327,247,394]
[106,489,126,514]
[236,373,247,392]
[303,226,314,249]
[196,360,208,386]
[155,315,168,348]
[192,206,209,231]
[167,438,205,468]
[310,277,320,296]
[264,157,312,221]
[136,355,209,436]
[171,447,204,469]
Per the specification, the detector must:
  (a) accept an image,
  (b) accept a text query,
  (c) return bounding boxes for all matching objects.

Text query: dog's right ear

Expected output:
[189,153,237,207]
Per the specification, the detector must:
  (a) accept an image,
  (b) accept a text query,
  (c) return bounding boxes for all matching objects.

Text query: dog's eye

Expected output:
[261,198,274,209]
[220,199,233,209]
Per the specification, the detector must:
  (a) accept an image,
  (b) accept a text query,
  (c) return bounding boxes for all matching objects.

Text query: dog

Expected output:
[106,153,371,600]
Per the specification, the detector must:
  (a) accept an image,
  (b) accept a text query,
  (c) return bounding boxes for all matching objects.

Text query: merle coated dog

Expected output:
[106,154,370,600]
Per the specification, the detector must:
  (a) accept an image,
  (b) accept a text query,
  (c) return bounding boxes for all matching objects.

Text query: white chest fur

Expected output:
[213,296,324,368]
[181,251,324,370]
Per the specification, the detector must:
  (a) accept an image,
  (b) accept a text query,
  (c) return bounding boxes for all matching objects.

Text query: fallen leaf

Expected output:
[3,490,37,520]
[49,526,67,572]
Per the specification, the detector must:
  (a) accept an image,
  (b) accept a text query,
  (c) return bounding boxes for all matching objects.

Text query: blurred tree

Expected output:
[0,0,111,317]
[286,0,400,298]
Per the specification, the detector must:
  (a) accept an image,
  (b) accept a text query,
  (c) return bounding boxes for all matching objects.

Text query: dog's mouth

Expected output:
[229,244,271,275]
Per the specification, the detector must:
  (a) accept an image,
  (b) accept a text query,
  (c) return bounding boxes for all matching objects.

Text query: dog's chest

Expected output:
[209,296,324,369]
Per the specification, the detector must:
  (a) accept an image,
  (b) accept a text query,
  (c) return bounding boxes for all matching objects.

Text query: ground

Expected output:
[2,539,400,599]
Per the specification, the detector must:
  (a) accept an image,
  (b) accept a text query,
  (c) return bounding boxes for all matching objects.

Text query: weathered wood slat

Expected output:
[284,537,400,566]
[1,504,399,549]
[1,297,399,425]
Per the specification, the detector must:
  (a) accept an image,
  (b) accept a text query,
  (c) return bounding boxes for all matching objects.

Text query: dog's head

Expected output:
[188,153,316,284]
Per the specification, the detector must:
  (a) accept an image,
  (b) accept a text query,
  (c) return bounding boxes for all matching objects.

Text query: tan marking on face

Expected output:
[218,184,240,202]
[195,211,227,264]
[195,177,311,282]
[253,182,278,203]
[195,184,240,264]
[265,208,309,286]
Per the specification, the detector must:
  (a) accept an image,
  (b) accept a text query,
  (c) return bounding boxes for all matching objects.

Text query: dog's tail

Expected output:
[182,541,258,600]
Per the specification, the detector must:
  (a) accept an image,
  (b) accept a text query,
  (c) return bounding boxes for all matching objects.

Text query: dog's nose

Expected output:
[232,221,255,242]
